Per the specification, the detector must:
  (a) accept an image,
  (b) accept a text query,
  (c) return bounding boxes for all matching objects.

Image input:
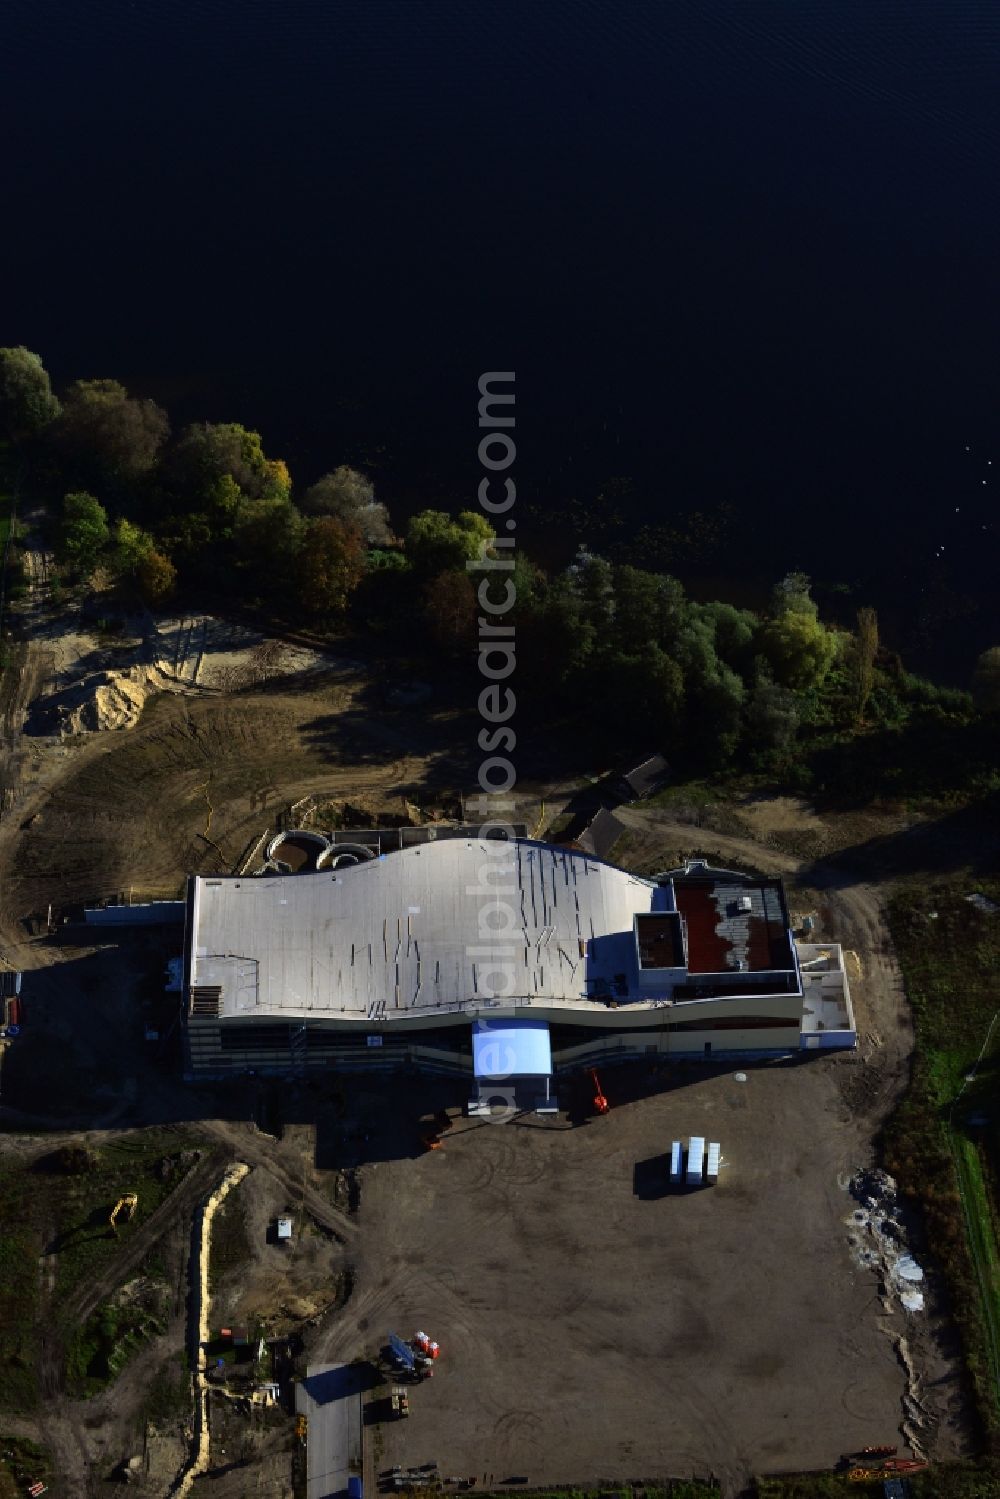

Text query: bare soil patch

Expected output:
[311,1063,941,1498]
[738,793,826,838]
[210,1165,346,1335]
[0,678,462,925]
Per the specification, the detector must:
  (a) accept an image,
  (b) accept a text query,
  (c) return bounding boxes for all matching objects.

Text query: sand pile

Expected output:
[32,665,167,735]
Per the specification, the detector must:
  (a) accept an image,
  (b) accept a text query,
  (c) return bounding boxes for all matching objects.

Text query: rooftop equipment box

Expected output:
[686,1136,705,1186]
[706,1142,721,1184]
[669,1141,683,1185]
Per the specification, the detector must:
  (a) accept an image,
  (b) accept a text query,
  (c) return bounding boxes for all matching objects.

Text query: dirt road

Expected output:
[199,1119,359,1243]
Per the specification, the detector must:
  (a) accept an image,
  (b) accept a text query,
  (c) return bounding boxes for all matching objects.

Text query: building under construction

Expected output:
[182,838,855,1092]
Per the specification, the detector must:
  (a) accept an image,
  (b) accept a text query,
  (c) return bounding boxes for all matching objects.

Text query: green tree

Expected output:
[233,498,305,597]
[571,550,615,633]
[972,646,1000,712]
[300,516,366,617]
[162,512,215,573]
[0,346,61,441]
[406,509,494,574]
[112,516,156,575]
[57,491,110,576]
[757,609,838,690]
[349,547,414,632]
[591,644,684,743]
[366,547,409,573]
[695,600,757,680]
[518,574,595,695]
[745,673,800,759]
[610,565,685,655]
[55,379,169,486]
[673,611,721,685]
[164,423,291,509]
[770,569,818,617]
[301,466,394,544]
[688,666,745,765]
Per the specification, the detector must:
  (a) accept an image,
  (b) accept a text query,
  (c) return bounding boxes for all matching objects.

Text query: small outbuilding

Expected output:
[277,1217,293,1243]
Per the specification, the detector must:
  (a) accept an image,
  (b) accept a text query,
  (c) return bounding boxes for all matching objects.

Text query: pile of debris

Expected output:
[846,1167,926,1312]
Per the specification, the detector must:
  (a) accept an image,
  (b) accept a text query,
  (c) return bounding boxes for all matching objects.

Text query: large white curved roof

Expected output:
[188,839,660,1021]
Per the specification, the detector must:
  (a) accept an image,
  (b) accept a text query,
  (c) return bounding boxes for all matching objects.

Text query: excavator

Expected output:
[588,1069,609,1115]
[109,1193,138,1232]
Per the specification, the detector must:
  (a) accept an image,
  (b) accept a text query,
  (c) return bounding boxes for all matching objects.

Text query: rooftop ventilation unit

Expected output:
[738,895,753,912]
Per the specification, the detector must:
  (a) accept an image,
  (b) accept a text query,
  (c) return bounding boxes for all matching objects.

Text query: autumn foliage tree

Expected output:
[135,547,177,603]
[406,509,495,575]
[164,422,291,506]
[422,569,477,653]
[301,465,394,544]
[300,516,366,617]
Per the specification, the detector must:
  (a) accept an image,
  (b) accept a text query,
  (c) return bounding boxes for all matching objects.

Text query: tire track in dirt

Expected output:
[198,1120,359,1242]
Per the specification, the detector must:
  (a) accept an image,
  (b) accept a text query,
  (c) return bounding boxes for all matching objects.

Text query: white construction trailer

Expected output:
[706,1142,721,1184]
[669,1140,683,1185]
[686,1136,705,1186]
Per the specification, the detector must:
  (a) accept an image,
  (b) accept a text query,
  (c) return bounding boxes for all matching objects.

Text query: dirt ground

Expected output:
[0,539,478,923]
[210,1162,346,1333]
[322,1070,920,1494]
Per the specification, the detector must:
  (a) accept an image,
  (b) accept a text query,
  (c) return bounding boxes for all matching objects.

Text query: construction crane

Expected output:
[588,1069,609,1115]
[109,1194,138,1231]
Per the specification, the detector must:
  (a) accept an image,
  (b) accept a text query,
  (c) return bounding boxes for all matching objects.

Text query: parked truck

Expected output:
[686,1136,705,1186]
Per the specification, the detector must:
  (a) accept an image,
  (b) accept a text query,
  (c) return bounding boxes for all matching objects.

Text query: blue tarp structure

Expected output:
[473,1019,552,1079]
[389,1333,415,1370]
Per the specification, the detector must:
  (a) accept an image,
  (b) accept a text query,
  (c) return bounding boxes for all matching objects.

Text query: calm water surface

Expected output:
[3,0,999,653]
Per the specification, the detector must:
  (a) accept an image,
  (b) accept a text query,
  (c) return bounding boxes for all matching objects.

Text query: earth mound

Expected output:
[26,666,167,735]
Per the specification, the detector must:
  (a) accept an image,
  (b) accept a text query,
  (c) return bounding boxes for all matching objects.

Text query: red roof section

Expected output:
[673,879,793,975]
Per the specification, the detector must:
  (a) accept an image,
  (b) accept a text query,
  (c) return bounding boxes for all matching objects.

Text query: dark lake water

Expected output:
[3,0,999,664]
